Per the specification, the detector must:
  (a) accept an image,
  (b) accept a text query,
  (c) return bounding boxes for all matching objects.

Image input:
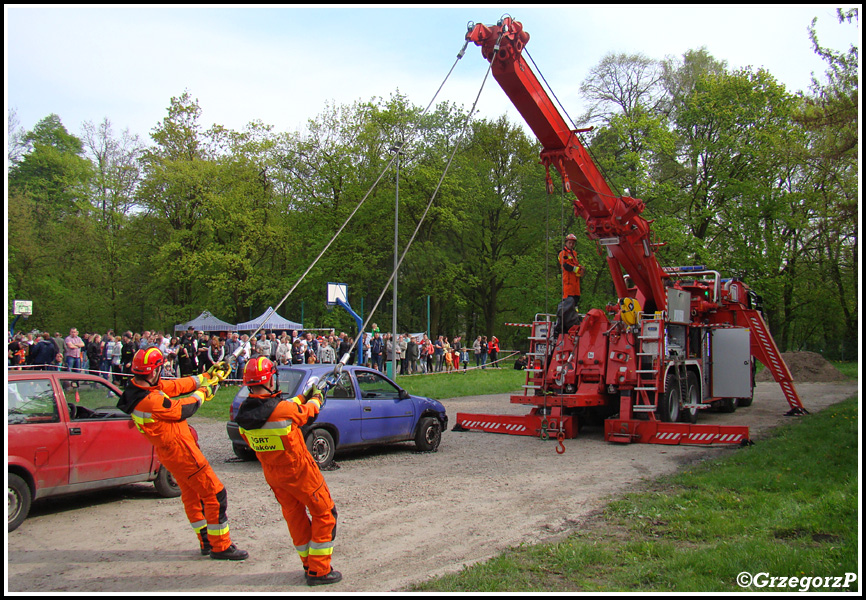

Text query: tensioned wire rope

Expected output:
[233,29,508,389]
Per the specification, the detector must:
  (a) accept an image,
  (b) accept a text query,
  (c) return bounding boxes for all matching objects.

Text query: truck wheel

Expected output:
[232,443,258,462]
[679,371,699,424]
[718,397,738,413]
[415,417,442,452]
[658,372,682,423]
[738,362,756,407]
[8,473,31,532]
[153,465,182,498]
[306,429,335,470]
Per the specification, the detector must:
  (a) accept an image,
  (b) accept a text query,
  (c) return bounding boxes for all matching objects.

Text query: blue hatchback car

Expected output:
[226,364,448,469]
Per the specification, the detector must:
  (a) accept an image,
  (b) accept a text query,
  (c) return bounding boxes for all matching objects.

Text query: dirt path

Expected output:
[7,381,858,592]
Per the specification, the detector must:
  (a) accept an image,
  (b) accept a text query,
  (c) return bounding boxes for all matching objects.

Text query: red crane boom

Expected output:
[467,18,668,313]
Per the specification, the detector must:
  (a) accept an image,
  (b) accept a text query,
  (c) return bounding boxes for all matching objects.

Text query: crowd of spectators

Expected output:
[8,323,505,383]
[365,327,502,375]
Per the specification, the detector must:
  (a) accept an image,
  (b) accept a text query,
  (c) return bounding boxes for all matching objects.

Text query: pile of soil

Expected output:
[757,351,848,382]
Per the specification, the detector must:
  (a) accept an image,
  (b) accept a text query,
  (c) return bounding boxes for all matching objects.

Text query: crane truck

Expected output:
[454,17,808,446]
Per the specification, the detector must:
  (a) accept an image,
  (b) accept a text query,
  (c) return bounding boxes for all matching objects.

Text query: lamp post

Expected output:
[389,146,404,379]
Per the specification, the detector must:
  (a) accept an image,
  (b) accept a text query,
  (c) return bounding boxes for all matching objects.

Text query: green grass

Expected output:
[831,360,858,380]
[411,395,860,592]
[398,364,525,399]
[193,385,240,420]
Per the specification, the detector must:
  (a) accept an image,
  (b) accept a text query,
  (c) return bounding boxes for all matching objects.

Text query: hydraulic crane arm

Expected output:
[467,18,669,311]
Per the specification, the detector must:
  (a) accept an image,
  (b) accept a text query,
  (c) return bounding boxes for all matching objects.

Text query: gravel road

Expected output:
[7,381,858,592]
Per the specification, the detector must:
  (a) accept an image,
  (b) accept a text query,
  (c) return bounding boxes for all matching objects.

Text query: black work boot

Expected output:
[198,529,212,556]
[306,567,342,586]
[209,544,249,561]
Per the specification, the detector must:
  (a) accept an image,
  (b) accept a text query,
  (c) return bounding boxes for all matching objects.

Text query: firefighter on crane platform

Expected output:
[559,233,585,309]
[235,357,342,586]
[116,348,249,560]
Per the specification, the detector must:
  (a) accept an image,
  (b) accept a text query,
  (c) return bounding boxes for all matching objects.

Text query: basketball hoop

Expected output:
[326,283,348,309]
[13,300,33,316]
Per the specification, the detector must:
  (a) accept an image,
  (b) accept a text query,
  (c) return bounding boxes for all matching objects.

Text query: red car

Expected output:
[7,370,194,532]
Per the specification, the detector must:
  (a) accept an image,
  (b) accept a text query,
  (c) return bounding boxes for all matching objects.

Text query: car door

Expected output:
[356,370,415,441]
[59,376,155,485]
[7,376,70,494]
[316,370,362,446]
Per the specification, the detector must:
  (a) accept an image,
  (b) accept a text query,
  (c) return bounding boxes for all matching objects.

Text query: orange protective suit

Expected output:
[236,392,337,578]
[558,246,584,299]
[117,373,233,554]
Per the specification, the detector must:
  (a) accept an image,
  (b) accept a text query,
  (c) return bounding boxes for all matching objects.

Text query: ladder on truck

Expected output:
[453,315,578,438]
[739,308,808,415]
[632,316,664,416]
[522,314,554,396]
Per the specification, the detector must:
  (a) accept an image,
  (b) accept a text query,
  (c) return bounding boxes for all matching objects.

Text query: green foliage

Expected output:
[8,114,94,225]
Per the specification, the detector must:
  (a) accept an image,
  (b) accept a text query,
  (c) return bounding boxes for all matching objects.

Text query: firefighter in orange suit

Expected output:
[559,233,585,306]
[117,347,248,560]
[236,357,341,586]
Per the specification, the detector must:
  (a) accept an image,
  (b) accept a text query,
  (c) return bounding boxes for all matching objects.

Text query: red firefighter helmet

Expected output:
[565,233,577,242]
[243,356,278,387]
[131,347,165,376]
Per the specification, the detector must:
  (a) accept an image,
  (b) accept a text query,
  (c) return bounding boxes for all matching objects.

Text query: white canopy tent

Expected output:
[174,310,237,333]
[234,307,303,332]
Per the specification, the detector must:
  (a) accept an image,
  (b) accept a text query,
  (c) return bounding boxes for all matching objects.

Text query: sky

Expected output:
[5,5,860,149]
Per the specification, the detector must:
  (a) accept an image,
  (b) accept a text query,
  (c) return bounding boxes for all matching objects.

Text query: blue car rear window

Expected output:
[279,370,307,394]
[233,368,307,404]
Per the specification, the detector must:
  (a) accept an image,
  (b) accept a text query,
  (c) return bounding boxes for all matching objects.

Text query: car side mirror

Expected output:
[398,389,409,400]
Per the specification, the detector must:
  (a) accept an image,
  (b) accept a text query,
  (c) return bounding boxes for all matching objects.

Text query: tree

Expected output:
[790,8,859,358]
[133,93,286,329]
[7,107,27,166]
[8,114,94,225]
[82,118,144,221]
[79,118,146,330]
[7,115,103,331]
[580,52,665,123]
[450,116,548,338]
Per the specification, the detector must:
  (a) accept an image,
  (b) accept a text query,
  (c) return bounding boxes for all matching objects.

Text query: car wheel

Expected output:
[232,443,258,462]
[8,473,31,532]
[415,417,442,452]
[153,465,182,498]
[306,429,335,470]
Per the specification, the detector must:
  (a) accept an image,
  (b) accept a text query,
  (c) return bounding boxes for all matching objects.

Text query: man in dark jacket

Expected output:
[370,333,383,372]
[29,332,58,367]
[120,333,136,380]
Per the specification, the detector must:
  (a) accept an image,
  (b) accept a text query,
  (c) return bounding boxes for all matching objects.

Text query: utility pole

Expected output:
[389,146,404,379]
